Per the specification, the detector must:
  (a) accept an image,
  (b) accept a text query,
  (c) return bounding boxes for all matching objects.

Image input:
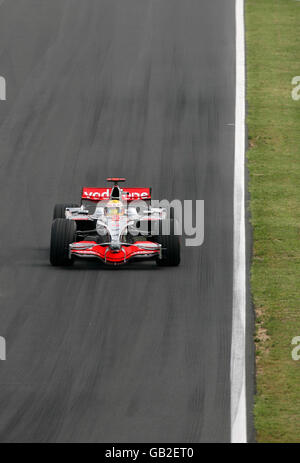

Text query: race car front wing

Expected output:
[69,241,162,264]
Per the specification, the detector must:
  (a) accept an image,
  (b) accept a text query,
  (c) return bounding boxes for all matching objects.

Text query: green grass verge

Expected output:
[246,0,300,442]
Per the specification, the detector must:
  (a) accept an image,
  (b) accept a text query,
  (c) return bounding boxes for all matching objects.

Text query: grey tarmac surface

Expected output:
[0,0,238,442]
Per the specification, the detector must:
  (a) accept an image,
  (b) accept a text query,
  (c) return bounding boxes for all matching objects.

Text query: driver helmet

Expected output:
[105,200,125,217]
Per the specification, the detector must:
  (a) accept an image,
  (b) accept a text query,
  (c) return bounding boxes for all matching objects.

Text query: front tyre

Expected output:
[50,219,76,266]
[155,219,180,266]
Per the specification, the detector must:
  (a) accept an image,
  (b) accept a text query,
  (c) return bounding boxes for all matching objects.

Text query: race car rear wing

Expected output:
[81,187,152,202]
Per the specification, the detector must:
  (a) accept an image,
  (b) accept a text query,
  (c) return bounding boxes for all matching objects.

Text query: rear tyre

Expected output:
[155,219,180,266]
[50,219,76,266]
[53,203,79,220]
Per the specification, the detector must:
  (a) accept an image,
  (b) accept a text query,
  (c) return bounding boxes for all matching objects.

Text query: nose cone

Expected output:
[110,242,121,251]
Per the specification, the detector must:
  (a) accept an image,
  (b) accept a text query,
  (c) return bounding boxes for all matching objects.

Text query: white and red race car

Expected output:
[50,178,180,267]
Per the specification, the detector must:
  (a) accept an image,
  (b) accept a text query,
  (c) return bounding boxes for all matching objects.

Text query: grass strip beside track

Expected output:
[246,0,300,442]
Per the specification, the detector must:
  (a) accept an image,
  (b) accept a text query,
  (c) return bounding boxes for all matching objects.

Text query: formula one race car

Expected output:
[50,178,180,267]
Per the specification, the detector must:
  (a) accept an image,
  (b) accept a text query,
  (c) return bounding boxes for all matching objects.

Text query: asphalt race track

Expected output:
[0,0,244,442]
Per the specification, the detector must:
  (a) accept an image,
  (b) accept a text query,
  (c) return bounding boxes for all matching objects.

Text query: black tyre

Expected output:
[53,203,79,220]
[169,206,175,220]
[155,219,180,266]
[50,219,76,266]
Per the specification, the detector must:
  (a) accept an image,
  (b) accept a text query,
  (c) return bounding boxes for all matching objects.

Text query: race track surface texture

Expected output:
[0,0,236,442]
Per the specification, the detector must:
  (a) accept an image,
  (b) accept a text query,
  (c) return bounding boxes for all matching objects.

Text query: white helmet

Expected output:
[104,200,125,217]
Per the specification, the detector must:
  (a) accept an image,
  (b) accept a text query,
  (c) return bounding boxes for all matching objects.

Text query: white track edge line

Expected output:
[231,0,247,444]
